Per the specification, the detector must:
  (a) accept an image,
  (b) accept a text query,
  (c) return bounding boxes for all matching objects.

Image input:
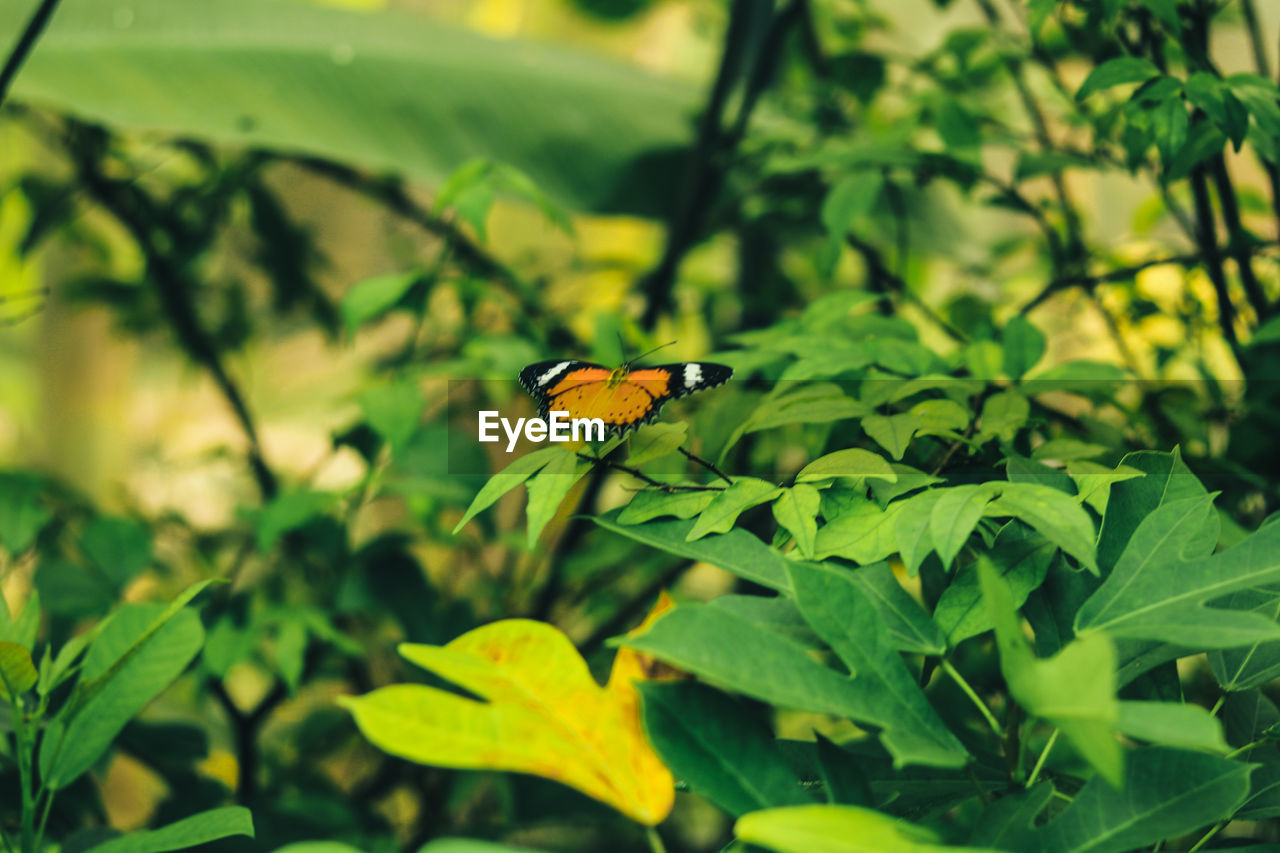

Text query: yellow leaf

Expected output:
[341,616,674,825]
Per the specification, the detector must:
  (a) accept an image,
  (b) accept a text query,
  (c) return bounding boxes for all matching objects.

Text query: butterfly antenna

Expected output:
[629,340,678,366]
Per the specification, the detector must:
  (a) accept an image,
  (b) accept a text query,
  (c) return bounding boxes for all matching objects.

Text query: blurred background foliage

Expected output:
[4,0,1280,849]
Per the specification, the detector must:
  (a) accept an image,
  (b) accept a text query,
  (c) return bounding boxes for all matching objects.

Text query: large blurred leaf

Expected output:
[1,0,698,215]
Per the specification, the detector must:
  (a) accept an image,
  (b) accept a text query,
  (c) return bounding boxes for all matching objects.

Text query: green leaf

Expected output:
[358,379,426,454]
[1077,495,1280,646]
[622,604,866,717]
[893,490,940,576]
[821,173,884,236]
[452,447,562,534]
[1076,57,1161,99]
[249,490,337,552]
[774,485,822,558]
[1096,449,1205,573]
[618,489,716,524]
[273,616,308,695]
[1033,748,1252,853]
[933,523,1054,646]
[1023,361,1128,398]
[416,841,544,853]
[797,449,897,486]
[1115,701,1228,753]
[847,562,946,655]
[639,681,814,816]
[593,510,791,592]
[1208,588,1280,691]
[814,734,873,806]
[83,807,254,853]
[80,517,152,587]
[985,482,1098,574]
[1062,461,1140,518]
[0,472,52,554]
[980,560,1122,787]
[1186,73,1249,149]
[1002,316,1045,379]
[1033,440,1109,462]
[814,499,903,565]
[0,641,37,696]
[1165,121,1226,181]
[976,390,1029,443]
[862,413,920,461]
[273,844,368,853]
[788,562,969,768]
[968,783,1053,850]
[1150,95,1188,165]
[340,271,421,334]
[626,422,687,467]
[524,450,589,547]
[0,587,40,648]
[1140,0,1181,33]
[736,804,1000,853]
[930,485,996,570]
[4,0,699,217]
[41,599,207,789]
[686,478,783,541]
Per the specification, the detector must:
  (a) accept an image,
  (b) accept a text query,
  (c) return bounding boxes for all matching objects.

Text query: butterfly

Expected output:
[518,359,733,436]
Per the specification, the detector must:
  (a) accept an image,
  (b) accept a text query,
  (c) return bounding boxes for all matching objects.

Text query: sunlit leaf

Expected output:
[342,617,674,824]
[736,804,1000,853]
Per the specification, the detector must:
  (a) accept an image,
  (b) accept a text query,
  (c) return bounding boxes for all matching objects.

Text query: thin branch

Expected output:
[576,453,725,493]
[640,0,802,326]
[66,124,279,499]
[0,0,62,109]
[846,234,969,342]
[1189,164,1244,359]
[580,560,696,656]
[1209,154,1270,319]
[1020,242,1280,314]
[678,446,733,485]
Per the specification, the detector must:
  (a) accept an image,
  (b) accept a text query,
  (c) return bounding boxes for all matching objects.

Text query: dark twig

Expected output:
[576,453,724,493]
[678,446,733,485]
[208,678,288,803]
[1239,0,1280,234]
[1019,243,1280,314]
[1189,164,1243,359]
[640,0,801,326]
[580,560,696,656]
[67,125,279,499]
[846,235,969,342]
[0,0,62,109]
[1209,155,1270,320]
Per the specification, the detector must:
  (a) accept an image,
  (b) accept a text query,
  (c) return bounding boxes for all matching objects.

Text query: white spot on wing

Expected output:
[537,361,572,386]
[684,363,703,388]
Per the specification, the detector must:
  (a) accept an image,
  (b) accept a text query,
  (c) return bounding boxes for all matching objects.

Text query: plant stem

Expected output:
[0,0,63,110]
[1188,820,1226,852]
[941,659,1004,739]
[646,826,668,853]
[1026,729,1059,787]
[1209,694,1225,716]
[31,791,53,853]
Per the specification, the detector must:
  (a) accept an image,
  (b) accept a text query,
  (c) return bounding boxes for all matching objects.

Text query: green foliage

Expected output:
[7,0,1280,848]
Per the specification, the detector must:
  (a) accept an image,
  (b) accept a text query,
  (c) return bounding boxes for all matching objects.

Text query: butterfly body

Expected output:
[519,360,733,436]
